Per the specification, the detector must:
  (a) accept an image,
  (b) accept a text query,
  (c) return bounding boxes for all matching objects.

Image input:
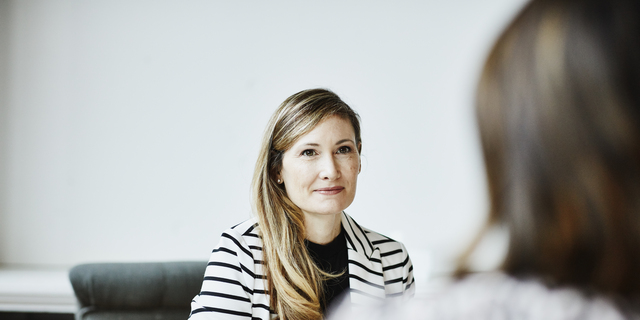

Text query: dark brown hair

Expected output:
[458,0,640,298]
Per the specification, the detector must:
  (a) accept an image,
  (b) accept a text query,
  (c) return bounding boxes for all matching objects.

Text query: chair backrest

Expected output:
[69,261,207,320]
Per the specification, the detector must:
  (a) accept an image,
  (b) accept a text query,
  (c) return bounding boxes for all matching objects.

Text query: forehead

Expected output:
[294,116,355,143]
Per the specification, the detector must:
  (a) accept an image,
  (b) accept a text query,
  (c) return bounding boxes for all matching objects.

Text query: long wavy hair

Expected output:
[458,0,640,298]
[252,88,361,320]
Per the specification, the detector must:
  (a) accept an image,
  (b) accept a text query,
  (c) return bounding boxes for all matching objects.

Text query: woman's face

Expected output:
[279,116,360,219]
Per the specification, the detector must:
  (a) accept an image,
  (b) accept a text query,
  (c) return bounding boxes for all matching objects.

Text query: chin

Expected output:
[305,200,354,216]
[321,205,351,216]
[305,207,347,216]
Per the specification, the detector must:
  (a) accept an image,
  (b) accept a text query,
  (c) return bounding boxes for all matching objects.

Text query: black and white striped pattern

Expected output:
[190,212,415,320]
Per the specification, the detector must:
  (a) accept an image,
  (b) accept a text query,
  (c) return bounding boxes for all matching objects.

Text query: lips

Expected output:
[315,186,345,195]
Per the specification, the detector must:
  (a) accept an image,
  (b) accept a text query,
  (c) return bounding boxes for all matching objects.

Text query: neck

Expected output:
[304,212,342,245]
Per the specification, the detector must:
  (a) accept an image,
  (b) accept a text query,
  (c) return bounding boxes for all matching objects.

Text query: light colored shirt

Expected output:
[330,272,637,320]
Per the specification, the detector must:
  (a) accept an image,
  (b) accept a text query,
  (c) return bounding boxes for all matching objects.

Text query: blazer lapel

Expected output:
[341,212,386,304]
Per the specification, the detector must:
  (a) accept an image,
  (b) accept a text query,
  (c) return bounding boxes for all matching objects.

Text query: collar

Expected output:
[341,212,387,302]
[341,212,376,258]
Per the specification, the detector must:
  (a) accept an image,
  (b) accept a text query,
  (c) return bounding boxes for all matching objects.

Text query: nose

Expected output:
[319,154,340,180]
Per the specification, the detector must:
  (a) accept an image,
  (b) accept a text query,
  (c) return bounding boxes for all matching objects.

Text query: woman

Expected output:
[190,89,415,320]
[333,0,640,319]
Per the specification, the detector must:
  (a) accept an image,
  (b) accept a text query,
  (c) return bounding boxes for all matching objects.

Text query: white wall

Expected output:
[0,0,526,288]
[0,1,10,267]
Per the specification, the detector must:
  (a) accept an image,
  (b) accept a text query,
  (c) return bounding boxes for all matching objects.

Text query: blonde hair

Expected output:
[251,88,361,320]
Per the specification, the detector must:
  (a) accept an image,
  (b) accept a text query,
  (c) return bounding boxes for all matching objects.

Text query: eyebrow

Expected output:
[299,139,355,147]
[335,139,355,145]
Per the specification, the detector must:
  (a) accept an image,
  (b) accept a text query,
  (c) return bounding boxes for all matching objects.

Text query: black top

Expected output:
[305,226,350,313]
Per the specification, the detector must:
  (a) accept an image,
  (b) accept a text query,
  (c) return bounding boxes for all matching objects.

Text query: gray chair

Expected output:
[69,262,207,320]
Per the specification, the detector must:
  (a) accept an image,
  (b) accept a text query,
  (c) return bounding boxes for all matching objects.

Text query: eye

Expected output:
[337,146,352,154]
[301,149,317,157]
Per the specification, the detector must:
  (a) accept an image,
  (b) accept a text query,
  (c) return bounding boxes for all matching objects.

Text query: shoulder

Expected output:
[214,217,263,258]
[346,215,407,257]
[405,272,629,320]
[226,217,261,239]
[193,218,270,320]
[331,273,631,320]
[360,226,407,253]
[342,213,411,271]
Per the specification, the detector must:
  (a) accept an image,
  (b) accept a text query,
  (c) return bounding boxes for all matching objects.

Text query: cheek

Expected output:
[282,160,315,188]
[344,157,361,177]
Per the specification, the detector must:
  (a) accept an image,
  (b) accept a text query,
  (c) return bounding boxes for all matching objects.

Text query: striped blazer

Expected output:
[190,212,415,320]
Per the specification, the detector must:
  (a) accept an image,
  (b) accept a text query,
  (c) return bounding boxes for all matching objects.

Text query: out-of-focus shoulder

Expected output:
[331,272,635,320]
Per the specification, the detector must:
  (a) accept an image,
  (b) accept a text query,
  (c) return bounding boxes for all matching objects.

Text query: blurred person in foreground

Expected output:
[189,89,415,320]
[331,0,640,319]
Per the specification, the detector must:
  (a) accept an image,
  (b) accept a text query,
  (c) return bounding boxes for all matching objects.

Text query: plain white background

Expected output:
[0,0,526,292]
